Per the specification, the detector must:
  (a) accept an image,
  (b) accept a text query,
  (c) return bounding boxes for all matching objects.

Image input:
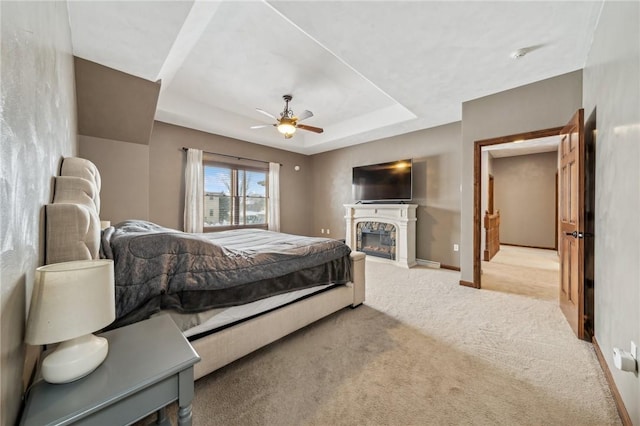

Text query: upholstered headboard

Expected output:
[45,157,102,264]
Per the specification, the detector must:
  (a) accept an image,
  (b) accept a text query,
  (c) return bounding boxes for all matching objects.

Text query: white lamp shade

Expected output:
[277,123,296,134]
[25,260,115,345]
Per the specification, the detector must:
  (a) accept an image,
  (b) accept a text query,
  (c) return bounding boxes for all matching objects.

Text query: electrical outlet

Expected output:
[453,244,459,252]
[321,229,325,234]
[326,229,330,235]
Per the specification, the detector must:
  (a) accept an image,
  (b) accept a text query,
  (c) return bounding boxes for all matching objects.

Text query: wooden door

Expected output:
[484,210,500,261]
[558,109,585,339]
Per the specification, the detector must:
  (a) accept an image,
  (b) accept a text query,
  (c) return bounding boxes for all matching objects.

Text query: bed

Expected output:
[44,157,365,380]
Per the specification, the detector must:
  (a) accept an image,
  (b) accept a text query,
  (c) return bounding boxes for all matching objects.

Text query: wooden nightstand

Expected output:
[20,315,200,426]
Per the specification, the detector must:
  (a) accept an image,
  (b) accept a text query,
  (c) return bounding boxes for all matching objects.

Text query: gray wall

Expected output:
[583,1,639,422]
[148,121,313,235]
[76,55,160,224]
[75,57,160,145]
[460,70,583,283]
[79,135,150,224]
[0,2,77,424]
[310,122,461,267]
[493,152,557,249]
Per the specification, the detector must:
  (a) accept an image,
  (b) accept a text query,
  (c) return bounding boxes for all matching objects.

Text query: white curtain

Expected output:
[184,148,203,233]
[268,162,280,232]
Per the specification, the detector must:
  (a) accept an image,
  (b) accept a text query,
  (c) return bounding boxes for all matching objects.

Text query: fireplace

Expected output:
[345,204,417,268]
[357,222,396,260]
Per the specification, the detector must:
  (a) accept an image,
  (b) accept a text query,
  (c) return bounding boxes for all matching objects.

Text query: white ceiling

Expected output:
[67,1,603,155]
[483,135,561,158]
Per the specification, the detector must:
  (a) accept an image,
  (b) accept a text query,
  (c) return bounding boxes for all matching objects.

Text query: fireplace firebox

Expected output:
[357,222,396,260]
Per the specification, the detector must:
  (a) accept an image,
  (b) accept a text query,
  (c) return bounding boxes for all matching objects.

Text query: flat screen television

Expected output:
[352,159,412,202]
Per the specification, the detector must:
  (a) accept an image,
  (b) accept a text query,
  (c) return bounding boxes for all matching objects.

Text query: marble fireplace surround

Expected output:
[345,204,417,268]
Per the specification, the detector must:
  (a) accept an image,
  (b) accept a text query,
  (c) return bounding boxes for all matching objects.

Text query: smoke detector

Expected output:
[510,48,528,59]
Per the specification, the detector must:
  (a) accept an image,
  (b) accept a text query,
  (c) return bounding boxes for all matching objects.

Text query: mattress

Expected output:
[102,221,352,329]
[156,283,335,339]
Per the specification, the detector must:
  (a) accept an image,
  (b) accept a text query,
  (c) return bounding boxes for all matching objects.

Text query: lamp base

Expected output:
[42,334,109,383]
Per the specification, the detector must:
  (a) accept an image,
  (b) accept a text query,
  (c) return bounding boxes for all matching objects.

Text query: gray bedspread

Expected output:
[101,220,351,328]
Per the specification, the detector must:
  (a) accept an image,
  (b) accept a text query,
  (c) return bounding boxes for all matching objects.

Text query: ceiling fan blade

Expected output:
[250,124,274,129]
[297,124,324,134]
[296,110,313,122]
[256,108,278,120]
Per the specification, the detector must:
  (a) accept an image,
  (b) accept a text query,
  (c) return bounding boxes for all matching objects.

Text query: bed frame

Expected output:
[45,157,365,380]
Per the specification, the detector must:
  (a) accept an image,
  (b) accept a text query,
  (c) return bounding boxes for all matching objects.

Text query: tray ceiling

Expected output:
[68,1,603,154]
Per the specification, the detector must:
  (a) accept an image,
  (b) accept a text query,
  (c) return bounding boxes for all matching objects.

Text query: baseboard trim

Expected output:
[440,264,461,271]
[416,259,440,269]
[500,242,556,251]
[459,280,479,289]
[592,336,632,425]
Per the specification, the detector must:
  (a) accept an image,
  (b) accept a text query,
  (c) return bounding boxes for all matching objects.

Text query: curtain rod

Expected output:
[181,147,282,166]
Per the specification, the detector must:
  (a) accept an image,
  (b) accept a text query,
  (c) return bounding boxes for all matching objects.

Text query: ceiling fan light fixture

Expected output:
[251,95,322,138]
[277,118,296,135]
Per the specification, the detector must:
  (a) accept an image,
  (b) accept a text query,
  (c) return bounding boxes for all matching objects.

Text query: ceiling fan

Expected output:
[250,95,324,139]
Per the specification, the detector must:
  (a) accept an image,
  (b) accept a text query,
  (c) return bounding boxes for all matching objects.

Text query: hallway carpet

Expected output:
[481,245,559,301]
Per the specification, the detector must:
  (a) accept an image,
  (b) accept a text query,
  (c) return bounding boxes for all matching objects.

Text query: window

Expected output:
[204,161,268,230]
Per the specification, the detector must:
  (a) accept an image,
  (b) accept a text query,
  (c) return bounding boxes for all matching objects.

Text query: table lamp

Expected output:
[25,259,115,384]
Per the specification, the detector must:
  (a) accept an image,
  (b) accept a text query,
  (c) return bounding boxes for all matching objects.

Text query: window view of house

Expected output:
[204,163,267,229]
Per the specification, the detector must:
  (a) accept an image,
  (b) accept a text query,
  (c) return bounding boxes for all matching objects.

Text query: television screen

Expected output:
[352,159,412,202]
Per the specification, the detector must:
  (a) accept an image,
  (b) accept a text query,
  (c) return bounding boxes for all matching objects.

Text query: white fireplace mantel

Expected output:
[344,204,417,268]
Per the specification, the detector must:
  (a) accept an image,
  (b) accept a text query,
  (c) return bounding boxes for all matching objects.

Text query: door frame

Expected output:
[488,174,494,215]
[472,127,564,288]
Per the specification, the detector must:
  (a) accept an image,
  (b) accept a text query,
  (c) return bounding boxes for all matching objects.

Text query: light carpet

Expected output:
[481,245,560,301]
[148,261,620,425]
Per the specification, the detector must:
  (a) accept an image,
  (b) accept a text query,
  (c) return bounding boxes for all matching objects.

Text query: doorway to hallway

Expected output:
[481,245,559,301]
